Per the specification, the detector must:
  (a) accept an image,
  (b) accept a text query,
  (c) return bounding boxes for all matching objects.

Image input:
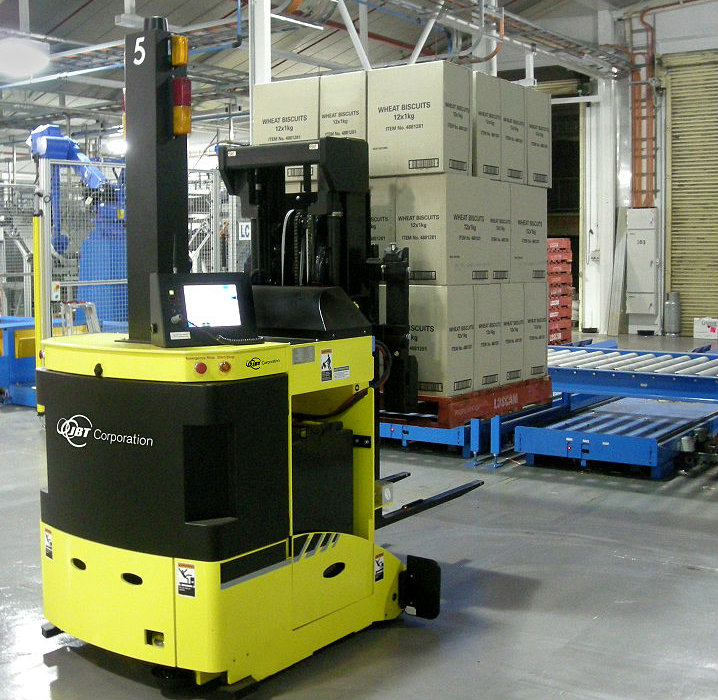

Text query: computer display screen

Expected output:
[183,283,242,328]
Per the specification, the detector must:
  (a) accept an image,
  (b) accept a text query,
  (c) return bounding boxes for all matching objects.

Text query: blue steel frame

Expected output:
[515,406,718,480]
[548,345,718,401]
[0,316,36,407]
[379,422,474,458]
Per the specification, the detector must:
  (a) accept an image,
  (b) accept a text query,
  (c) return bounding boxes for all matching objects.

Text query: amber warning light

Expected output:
[173,77,191,135]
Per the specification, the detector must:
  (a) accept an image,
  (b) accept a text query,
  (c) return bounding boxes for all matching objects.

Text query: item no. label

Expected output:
[320,349,333,382]
[44,528,53,559]
[176,562,196,597]
[374,553,385,582]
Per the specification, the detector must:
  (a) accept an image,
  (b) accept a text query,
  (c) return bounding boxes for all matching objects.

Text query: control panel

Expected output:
[149,272,261,348]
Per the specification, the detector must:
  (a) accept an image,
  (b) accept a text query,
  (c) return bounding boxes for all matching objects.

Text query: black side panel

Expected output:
[292,422,354,535]
[184,424,233,521]
[38,370,288,562]
[220,542,287,584]
[399,555,441,620]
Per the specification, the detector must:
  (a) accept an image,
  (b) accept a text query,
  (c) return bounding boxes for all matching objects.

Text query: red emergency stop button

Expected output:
[194,362,207,375]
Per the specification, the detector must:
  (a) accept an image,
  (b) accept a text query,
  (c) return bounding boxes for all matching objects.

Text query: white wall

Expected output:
[655,1,718,55]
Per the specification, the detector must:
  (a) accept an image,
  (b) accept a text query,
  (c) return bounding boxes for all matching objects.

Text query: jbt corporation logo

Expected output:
[56,414,93,448]
[246,357,261,370]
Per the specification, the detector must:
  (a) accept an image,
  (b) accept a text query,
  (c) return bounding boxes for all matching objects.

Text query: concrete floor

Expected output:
[2,335,717,699]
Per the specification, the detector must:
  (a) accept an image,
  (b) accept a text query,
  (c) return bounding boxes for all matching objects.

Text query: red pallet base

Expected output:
[403,377,554,429]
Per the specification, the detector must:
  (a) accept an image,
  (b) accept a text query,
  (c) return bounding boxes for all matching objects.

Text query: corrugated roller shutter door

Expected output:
[664,52,718,336]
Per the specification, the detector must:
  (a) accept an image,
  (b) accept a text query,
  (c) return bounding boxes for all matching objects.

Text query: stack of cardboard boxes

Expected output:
[252,62,551,399]
[546,238,573,345]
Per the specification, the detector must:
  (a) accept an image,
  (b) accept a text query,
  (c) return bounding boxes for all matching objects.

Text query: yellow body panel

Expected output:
[41,525,177,666]
[42,527,403,685]
[41,332,403,686]
[41,333,373,389]
[15,329,35,358]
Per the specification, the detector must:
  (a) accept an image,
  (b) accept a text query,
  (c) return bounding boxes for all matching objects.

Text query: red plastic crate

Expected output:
[548,283,572,298]
[549,318,572,332]
[546,273,572,286]
[547,251,573,265]
[548,308,571,321]
[547,238,572,253]
[546,261,572,275]
[548,328,572,345]
[548,295,571,309]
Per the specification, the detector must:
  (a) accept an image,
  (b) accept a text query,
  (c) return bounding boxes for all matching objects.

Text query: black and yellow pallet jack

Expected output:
[38,17,482,693]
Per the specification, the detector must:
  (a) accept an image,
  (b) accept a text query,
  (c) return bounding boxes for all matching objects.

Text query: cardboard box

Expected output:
[472,71,502,179]
[252,77,320,144]
[510,183,547,283]
[483,179,511,282]
[409,285,474,397]
[524,282,548,379]
[500,80,526,183]
[693,317,718,339]
[369,177,396,249]
[320,71,367,140]
[285,164,317,194]
[367,61,471,177]
[501,283,524,384]
[395,174,510,285]
[474,285,501,389]
[525,87,552,188]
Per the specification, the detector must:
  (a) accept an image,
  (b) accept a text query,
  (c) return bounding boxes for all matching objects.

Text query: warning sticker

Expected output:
[320,349,333,382]
[44,528,53,559]
[176,562,196,597]
[333,365,350,381]
[374,553,384,582]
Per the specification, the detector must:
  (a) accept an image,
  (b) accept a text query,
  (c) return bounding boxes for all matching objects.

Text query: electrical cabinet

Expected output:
[625,208,660,334]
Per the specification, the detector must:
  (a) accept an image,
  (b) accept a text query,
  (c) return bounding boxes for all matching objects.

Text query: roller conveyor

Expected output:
[514,397,718,479]
[548,345,718,401]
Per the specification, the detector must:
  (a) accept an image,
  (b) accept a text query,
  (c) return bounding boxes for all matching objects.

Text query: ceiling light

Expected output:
[104,137,127,156]
[0,37,50,78]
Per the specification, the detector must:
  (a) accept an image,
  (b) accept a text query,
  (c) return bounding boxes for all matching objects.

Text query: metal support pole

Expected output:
[358,1,369,54]
[212,170,221,273]
[19,0,30,33]
[37,158,53,344]
[597,78,617,334]
[524,48,536,86]
[336,0,372,71]
[408,1,443,65]
[249,0,272,145]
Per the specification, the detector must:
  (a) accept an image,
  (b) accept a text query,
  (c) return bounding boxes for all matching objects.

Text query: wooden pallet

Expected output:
[396,377,553,429]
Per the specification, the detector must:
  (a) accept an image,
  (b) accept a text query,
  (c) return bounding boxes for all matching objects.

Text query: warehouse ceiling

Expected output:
[0,0,638,164]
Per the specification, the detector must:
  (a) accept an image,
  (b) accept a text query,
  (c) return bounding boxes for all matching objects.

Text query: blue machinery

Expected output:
[381,341,718,479]
[0,316,35,406]
[29,124,127,328]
